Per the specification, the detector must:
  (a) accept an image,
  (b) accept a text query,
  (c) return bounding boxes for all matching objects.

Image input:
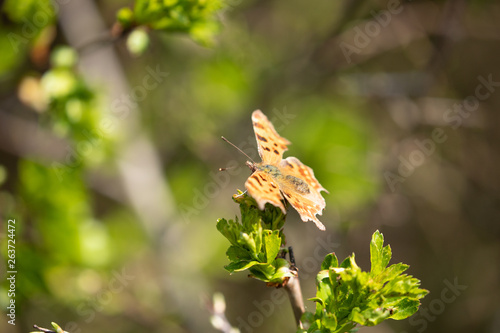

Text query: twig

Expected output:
[284,275,305,329]
[32,323,68,333]
[33,325,57,333]
[284,247,305,329]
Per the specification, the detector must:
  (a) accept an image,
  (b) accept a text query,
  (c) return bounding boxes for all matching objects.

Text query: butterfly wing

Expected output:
[245,171,286,214]
[279,157,328,230]
[280,157,329,195]
[248,110,327,230]
[252,110,291,165]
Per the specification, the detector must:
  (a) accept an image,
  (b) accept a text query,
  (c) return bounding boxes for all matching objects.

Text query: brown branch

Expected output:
[284,275,305,329]
[284,246,305,329]
[33,325,57,333]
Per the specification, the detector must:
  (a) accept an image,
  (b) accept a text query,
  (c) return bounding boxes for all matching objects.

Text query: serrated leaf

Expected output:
[389,298,420,320]
[216,218,239,246]
[304,231,428,333]
[377,263,409,282]
[218,192,289,284]
[370,230,391,275]
[350,306,392,326]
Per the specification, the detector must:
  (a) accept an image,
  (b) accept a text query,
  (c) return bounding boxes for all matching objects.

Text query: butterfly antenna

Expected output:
[221,136,256,163]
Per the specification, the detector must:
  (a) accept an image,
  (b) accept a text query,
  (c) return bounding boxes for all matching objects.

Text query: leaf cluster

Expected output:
[117,0,224,46]
[216,191,295,285]
[300,231,429,333]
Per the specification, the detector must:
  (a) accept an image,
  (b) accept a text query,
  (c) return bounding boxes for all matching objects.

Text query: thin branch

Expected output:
[284,275,305,329]
[284,247,305,329]
[33,325,57,333]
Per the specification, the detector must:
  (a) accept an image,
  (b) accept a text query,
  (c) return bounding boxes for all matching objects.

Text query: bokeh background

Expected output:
[1,0,499,332]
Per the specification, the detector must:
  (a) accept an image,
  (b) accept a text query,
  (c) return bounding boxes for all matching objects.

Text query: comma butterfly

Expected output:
[244,110,328,230]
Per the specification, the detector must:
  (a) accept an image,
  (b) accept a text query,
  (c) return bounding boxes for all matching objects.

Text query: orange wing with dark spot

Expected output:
[279,157,327,230]
[245,171,286,214]
[281,188,326,230]
[280,157,328,195]
[252,110,291,165]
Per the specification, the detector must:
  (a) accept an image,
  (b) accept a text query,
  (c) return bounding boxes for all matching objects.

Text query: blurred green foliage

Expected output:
[0,0,498,333]
[3,0,54,23]
[117,0,223,46]
[1,0,229,330]
[41,46,115,167]
[1,0,55,72]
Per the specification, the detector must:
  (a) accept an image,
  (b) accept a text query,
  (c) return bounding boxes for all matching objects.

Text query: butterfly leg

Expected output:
[288,246,298,273]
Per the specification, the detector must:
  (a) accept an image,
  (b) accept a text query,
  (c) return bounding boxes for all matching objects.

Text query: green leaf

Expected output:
[224,260,260,273]
[321,253,339,270]
[377,262,409,282]
[218,192,289,284]
[226,245,251,261]
[249,263,276,280]
[350,306,392,326]
[51,322,65,333]
[268,259,294,283]
[264,230,281,264]
[323,313,338,330]
[370,230,391,275]
[389,298,421,320]
[301,231,428,333]
[216,218,239,246]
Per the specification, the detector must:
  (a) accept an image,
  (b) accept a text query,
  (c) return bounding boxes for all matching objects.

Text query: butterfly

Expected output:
[244,110,328,230]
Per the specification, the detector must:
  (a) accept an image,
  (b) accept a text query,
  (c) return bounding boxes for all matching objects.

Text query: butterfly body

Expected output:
[244,110,328,230]
[250,162,311,194]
